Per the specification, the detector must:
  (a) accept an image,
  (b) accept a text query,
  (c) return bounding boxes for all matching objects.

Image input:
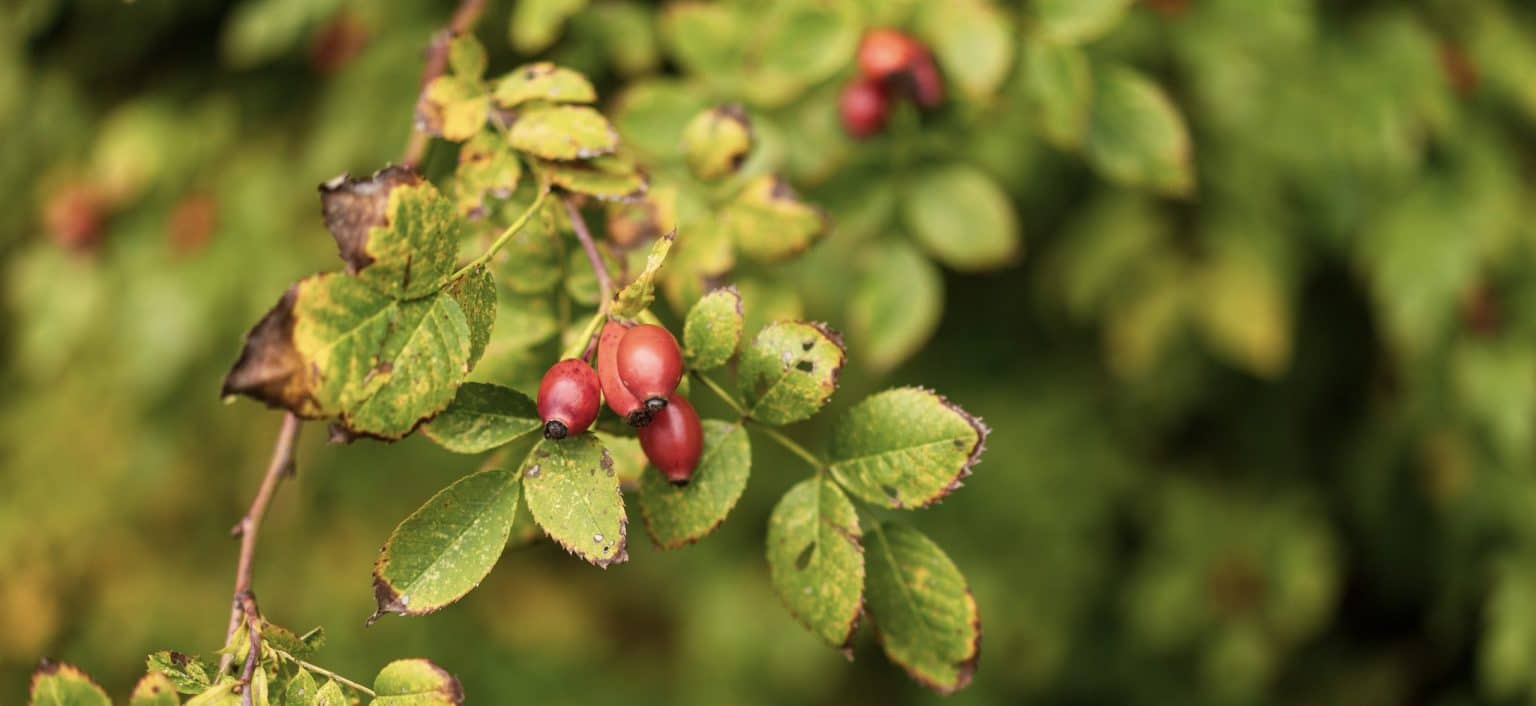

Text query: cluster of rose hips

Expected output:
[536,320,702,486]
[839,28,944,139]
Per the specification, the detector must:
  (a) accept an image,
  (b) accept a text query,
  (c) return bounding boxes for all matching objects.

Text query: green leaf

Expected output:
[417,75,490,143]
[250,667,269,706]
[612,79,712,160]
[766,478,864,651]
[493,63,596,107]
[611,230,675,318]
[1085,66,1195,196]
[146,652,215,694]
[319,168,462,298]
[509,105,619,161]
[848,240,943,374]
[453,131,522,217]
[370,660,463,706]
[335,292,472,439]
[828,387,989,509]
[596,431,648,489]
[521,435,629,567]
[901,164,1021,271]
[637,421,751,548]
[683,286,743,370]
[738,320,845,425]
[1020,37,1093,149]
[183,679,239,706]
[422,383,543,453]
[750,2,860,105]
[1031,0,1134,44]
[313,679,347,706]
[721,174,827,263]
[510,0,588,53]
[282,671,317,706]
[130,672,179,706]
[661,3,742,79]
[30,662,110,706]
[261,622,324,660]
[444,266,495,371]
[537,155,648,202]
[372,467,521,619]
[682,105,753,180]
[865,523,981,694]
[917,0,1014,99]
[447,34,486,78]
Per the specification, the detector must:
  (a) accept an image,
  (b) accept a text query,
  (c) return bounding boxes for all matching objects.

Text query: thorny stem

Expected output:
[268,647,378,698]
[401,0,490,168]
[564,198,615,309]
[450,185,551,281]
[689,371,827,468]
[238,593,261,706]
[220,412,301,670]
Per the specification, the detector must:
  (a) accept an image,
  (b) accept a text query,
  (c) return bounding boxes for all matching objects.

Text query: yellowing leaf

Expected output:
[509,105,619,161]
[493,62,596,107]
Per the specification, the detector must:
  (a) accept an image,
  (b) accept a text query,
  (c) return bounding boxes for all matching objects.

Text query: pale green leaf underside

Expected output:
[766,478,864,649]
[30,663,111,706]
[638,421,750,548]
[521,435,629,567]
[829,387,986,509]
[422,383,543,454]
[509,105,619,161]
[373,468,520,618]
[865,523,980,694]
[683,286,743,370]
[370,659,462,706]
[739,320,844,425]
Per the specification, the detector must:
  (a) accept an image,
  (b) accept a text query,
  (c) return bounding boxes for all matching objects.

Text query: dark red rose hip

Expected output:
[908,51,945,109]
[839,78,890,139]
[858,28,921,81]
[598,319,650,426]
[616,323,684,414]
[537,358,601,439]
[638,393,703,486]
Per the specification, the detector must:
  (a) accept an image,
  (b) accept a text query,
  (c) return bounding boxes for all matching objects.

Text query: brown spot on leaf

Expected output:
[319,166,421,274]
[222,284,321,416]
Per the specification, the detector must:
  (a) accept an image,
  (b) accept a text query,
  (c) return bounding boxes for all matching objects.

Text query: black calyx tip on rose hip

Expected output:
[537,358,601,440]
[615,324,685,412]
[625,408,653,427]
[644,396,669,413]
[669,478,691,488]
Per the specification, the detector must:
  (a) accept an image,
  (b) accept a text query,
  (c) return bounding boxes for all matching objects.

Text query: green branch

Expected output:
[269,647,377,698]
[690,371,826,469]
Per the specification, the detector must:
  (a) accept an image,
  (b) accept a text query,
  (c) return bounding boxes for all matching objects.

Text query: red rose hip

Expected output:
[839,78,890,139]
[598,319,651,426]
[616,323,684,414]
[858,28,921,81]
[908,52,945,109]
[638,393,703,486]
[537,359,601,439]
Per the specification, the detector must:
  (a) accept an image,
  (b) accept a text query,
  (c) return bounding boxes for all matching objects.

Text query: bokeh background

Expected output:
[5,0,1536,704]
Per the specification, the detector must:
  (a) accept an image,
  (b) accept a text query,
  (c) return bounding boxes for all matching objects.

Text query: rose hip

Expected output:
[537,358,601,439]
[615,323,684,414]
[598,319,651,426]
[638,393,703,486]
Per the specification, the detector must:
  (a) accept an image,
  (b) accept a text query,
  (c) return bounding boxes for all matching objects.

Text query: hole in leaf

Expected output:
[795,360,814,373]
[881,485,900,504]
[802,340,815,351]
[795,542,816,570]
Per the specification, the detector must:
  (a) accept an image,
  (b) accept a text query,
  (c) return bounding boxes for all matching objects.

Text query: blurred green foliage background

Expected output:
[5,0,1536,704]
